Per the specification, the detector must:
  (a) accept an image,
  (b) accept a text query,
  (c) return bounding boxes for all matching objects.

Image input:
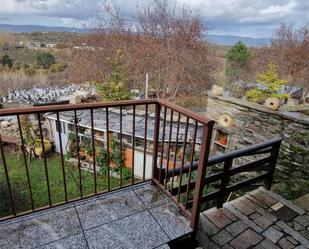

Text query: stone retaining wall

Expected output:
[204,95,309,200]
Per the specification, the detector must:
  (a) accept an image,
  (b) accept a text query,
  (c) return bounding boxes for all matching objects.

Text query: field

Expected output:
[0,152,131,218]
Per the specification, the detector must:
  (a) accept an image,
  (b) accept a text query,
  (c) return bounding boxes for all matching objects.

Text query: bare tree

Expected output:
[69,0,216,98]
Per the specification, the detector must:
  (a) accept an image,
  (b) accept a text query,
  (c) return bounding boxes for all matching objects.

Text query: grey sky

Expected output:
[0,0,308,37]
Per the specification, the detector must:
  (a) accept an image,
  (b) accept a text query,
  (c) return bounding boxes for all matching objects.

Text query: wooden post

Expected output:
[217,159,233,208]
[190,121,214,235]
[145,73,149,99]
[264,141,281,190]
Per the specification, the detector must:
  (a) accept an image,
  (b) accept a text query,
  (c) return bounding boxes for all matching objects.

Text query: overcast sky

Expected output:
[0,0,308,38]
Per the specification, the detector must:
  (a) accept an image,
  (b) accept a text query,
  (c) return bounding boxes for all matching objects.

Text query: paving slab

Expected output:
[0,206,82,249]
[36,233,88,249]
[134,184,170,208]
[85,211,169,249]
[149,202,192,240]
[0,183,191,249]
[75,190,145,229]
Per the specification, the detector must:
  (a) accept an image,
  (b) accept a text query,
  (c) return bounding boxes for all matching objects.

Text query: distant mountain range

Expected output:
[0,23,85,33]
[0,23,271,47]
[207,34,271,47]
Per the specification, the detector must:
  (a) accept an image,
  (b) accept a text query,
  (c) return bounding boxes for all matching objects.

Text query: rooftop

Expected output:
[0,183,192,249]
[46,108,203,142]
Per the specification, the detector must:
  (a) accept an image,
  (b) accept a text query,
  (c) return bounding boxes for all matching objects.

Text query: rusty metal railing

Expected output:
[0,99,214,234]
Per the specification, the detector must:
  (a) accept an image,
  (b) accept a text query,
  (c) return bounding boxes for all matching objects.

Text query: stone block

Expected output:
[198,214,219,236]
[254,239,280,249]
[277,237,295,249]
[226,220,249,236]
[230,229,263,249]
[262,227,283,243]
[211,229,233,246]
[294,215,309,228]
[204,208,233,229]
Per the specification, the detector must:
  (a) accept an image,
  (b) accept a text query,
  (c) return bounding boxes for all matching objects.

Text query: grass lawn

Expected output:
[0,152,131,218]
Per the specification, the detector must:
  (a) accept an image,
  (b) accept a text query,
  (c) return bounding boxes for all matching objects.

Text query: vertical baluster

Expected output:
[0,135,16,216]
[177,117,189,202]
[74,110,83,198]
[90,109,97,195]
[143,104,148,181]
[152,103,161,181]
[159,106,167,184]
[119,106,123,188]
[56,112,68,203]
[105,107,110,191]
[17,115,35,210]
[171,113,181,191]
[164,109,173,189]
[132,105,135,184]
[185,121,198,209]
[37,113,52,206]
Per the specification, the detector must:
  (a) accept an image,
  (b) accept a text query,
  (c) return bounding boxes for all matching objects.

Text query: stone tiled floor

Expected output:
[197,187,309,249]
[0,183,192,249]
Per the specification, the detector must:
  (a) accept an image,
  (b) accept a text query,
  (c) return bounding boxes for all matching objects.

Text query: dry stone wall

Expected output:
[204,95,309,200]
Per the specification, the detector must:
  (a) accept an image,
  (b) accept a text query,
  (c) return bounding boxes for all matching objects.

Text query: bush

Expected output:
[121,167,132,180]
[97,81,133,101]
[0,54,13,68]
[50,63,67,73]
[23,66,36,76]
[245,63,289,103]
[36,52,56,69]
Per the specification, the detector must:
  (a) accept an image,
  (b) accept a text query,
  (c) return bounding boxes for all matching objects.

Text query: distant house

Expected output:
[46,43,56,48]
[28,41,46,49]
[45,108,202,179]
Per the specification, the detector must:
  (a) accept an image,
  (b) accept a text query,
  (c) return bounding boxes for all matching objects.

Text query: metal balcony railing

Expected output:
[0,98,281,235]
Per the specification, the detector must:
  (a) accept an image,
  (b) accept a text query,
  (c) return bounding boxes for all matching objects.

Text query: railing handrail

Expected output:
[157,98,213,125]
[165,137,282,178]
[0,99,157,117]
[0,98,214,126]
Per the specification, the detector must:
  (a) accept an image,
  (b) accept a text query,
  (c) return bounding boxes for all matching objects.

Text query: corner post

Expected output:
[264,140,281,190]
[190,121,214,235]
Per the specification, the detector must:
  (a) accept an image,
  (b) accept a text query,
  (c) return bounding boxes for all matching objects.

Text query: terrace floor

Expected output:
[197,187,309,249]
[0,183,192,249]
